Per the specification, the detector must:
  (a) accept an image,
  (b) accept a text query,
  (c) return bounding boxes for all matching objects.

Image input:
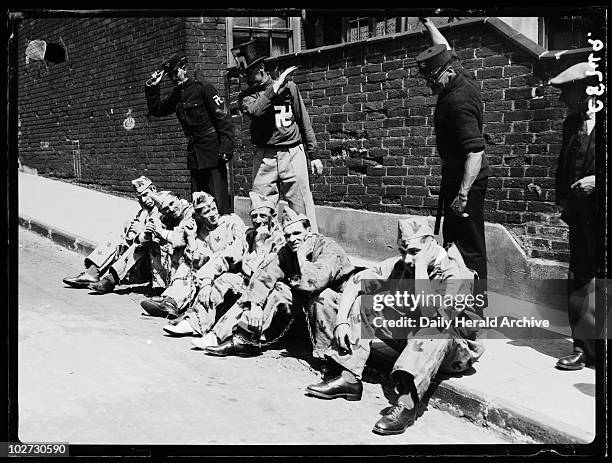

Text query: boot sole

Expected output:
[372,425,411,436]
[162,327,194,337]
[305,389,362,401]
[204,349,260,357]
[63,280,96,288]
[555,363,585,370]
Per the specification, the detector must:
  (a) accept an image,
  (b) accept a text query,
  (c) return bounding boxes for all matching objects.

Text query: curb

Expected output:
[19,215,592,445]
[19,215,97,257]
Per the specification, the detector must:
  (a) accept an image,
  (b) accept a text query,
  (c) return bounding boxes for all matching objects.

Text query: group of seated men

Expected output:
[62,175,485,436]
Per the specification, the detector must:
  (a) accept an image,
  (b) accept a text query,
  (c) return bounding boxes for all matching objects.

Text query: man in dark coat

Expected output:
[415,42,489,312]
[145,54,235,214]
[550,62,598,370]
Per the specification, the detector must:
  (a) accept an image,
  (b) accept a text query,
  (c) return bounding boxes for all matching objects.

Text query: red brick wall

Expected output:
[227,23,589,262]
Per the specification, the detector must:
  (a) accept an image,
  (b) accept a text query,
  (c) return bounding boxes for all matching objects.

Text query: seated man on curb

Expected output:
[163,192,285,343]
[202,205,355,358]
[63,176,160,291]
[141,191,246,319]
[88,190,193,294]
[305,217,485,436]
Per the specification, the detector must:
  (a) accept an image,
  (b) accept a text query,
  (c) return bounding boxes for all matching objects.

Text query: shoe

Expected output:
[162,319,194,337]
[556,351,587,370]
[372,402,417,435]
[191,332,219,350]
[141,297,179,319]
[305,375,363,401]
[63,271,100,288]
[204,336,260,357]
[88,276,116,294]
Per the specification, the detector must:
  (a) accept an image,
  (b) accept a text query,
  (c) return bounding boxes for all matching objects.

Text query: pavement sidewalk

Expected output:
[17,171,597,444]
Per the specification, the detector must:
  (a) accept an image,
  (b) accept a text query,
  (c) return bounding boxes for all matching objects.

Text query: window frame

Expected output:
[226,16,302,66]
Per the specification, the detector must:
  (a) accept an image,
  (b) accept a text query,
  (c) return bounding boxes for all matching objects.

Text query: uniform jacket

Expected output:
[145,74,235,170]
[159,199,195,249]
[239,78,318,159]
[195,222,285,286]
[184,213,246,269]
[123,206,158,244]
[355,244,475,317]
[434,73,489,191]
[243,234,354,308]
[555,113,596,209]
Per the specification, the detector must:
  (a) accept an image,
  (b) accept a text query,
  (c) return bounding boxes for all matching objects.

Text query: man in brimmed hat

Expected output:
[415,20,489,312]
[63,175,162,292]
[549,62,599,371]
[305,217,484,435]
[163,191,285,341]
[88,189,194,295]
[202,204,354,358]
[231,38,322,233]
[140,191,246,319]
[145,53,235,214]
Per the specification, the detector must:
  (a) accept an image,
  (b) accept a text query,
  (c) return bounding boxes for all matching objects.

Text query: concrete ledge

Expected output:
[233,196,568,307]
[19,215,97,257]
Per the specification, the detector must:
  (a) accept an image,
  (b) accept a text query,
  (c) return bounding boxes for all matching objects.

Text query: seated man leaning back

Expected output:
[202,205,356,358]
[140,191,246,319]
[305,217,485,436]
[62,176,160,292]
[162,191,285,344]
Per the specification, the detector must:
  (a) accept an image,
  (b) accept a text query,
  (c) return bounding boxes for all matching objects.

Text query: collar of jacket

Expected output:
[439,72,467,98]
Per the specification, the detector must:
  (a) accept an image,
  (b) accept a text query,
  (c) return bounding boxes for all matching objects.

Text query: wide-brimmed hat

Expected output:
[231,38,269,73]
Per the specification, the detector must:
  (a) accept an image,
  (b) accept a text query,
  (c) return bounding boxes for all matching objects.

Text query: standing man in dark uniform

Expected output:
[415,43,489,311]
[145,54,235,214]
[549,62,598,370]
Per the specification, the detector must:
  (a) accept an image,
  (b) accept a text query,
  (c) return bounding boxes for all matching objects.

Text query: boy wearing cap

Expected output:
[305,217,484,436]
[415,23,489,311]
[163,192,285,341]
[231,38,322,232]
[63,176,161,291]
[203,205,354,358]
[88,190,194,294]
[549,62,599,370]
[145,53,235,214]
[140,191,246,319]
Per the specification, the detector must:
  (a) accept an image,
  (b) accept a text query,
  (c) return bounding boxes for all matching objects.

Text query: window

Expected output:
[343,17,404,43]
[538,16,602,50]
[226,17,301,66]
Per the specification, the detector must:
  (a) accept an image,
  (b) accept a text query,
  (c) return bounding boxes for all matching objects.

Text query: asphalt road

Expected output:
[17,228,511,445]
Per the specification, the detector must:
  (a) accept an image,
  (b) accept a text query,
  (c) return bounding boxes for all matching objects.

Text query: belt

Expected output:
[188,126,216,141]
[261,141,301,150]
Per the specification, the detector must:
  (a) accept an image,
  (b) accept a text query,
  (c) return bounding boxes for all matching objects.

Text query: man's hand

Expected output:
[146,69,165,87]
[246,305,264,333]
[450,193,469,217]
[197,284,212,303]
[414,239,439,269]
[311,159,323,176]
[571,175,595,198]
[184,217,197,235]
[296,236,315,262]
[272,65,298,94]
[334,323,353,353]
[115,243,128,257]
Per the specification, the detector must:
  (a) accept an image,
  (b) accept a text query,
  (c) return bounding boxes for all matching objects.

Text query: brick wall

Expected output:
[227,22,590,262]
[18,17,589,262]
[18,17,227,202]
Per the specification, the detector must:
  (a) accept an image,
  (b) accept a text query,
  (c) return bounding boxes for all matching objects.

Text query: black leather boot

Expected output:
[204,336,261,357]
[305,374,363,401]
[372,402,417,435]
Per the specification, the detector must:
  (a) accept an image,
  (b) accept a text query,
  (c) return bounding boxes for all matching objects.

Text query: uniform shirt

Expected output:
[125,206,160,244]
[239,78,318,159]
[195,222,285,286]
[184,213,246,269]
[145,74,235,169]
[352,244,475,318]
[434,73,489,188]
[243,234,354,308]
[159,199,195,249]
